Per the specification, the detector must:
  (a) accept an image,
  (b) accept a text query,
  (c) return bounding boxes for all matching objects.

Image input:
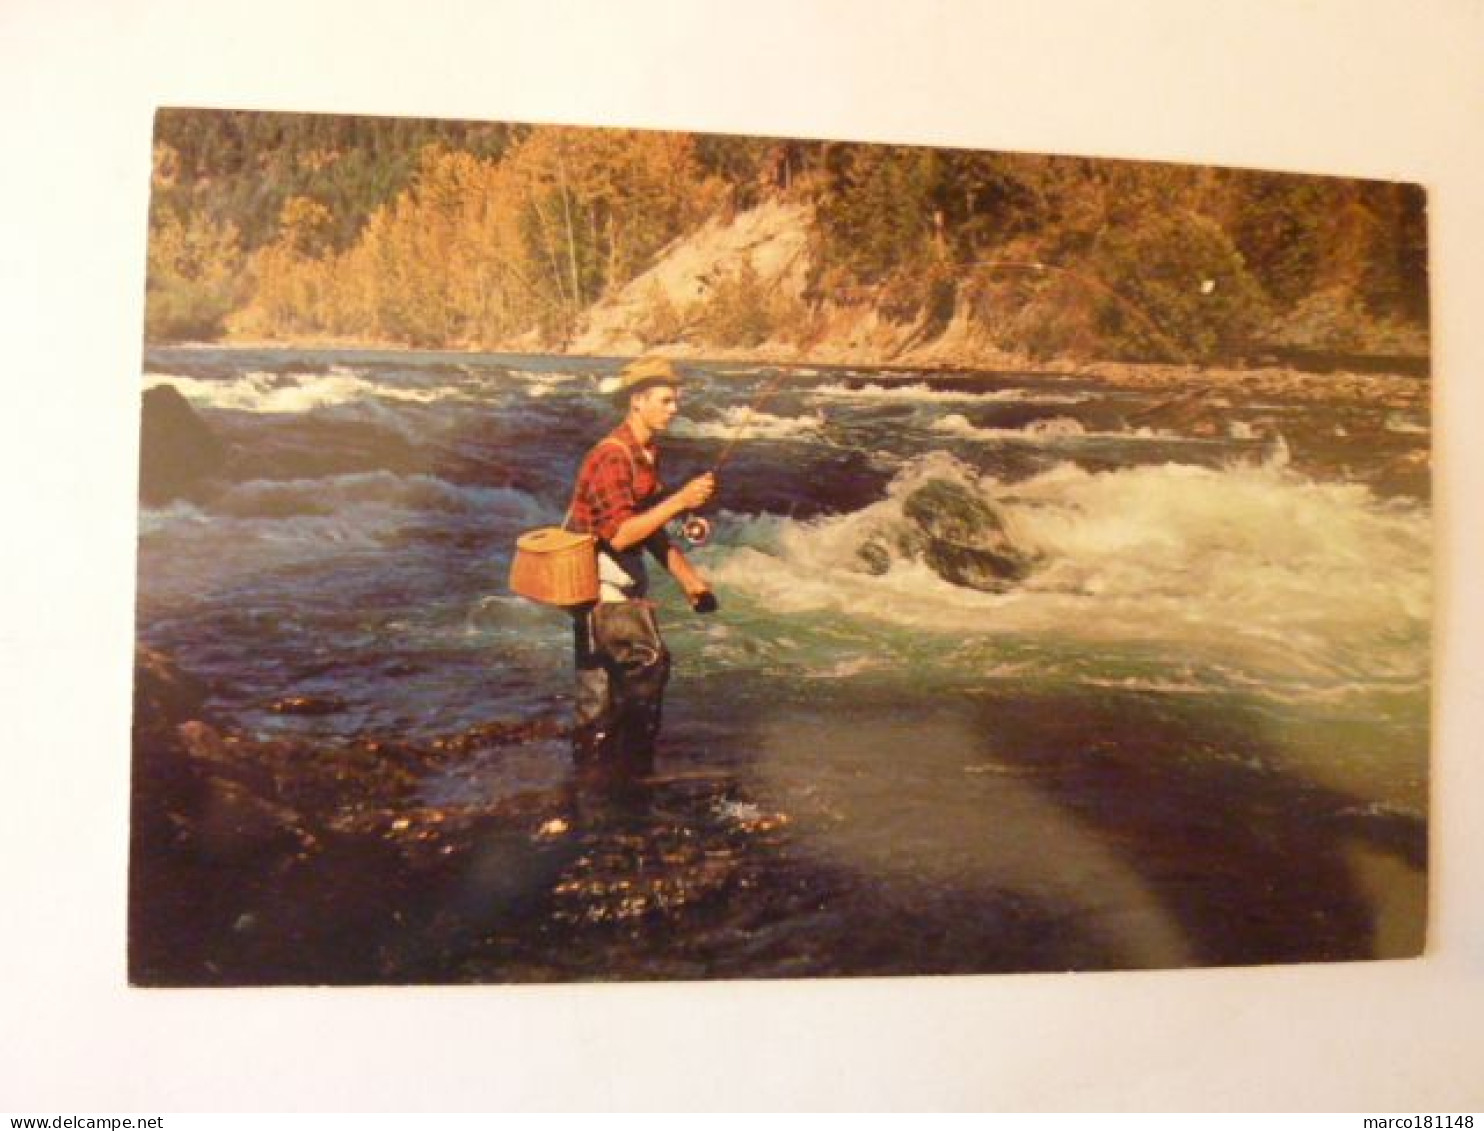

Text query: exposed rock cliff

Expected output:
[570,197,812,357]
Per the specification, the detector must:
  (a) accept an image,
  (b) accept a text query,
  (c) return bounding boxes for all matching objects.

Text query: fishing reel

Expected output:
[679,514,712,546]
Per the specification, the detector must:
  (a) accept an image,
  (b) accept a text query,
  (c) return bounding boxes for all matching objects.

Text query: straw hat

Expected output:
[598,356,686,398]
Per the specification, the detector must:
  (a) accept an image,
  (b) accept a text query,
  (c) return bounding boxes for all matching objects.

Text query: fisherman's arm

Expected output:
[608,473,715,552]
[662,543,715,609]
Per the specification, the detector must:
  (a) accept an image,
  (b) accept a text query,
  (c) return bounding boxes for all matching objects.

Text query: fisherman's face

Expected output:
[633,385,680,434]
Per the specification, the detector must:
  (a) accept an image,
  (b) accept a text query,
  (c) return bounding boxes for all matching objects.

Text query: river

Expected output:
[135,347,1431,979]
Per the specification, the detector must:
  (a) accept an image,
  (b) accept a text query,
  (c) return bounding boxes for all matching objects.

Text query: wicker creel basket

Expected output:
[509,526,599,607]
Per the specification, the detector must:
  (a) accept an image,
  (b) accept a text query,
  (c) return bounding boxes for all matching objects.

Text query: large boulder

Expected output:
[903,478,1035,590]
[139,384,225,504]
[129,648,322,984]
[856,477,1035,591]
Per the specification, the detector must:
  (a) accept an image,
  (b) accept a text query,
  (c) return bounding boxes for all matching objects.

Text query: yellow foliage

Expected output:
[692,260,813,348]
[151,142,181,188]
[145,208,245,341]
[230,127,728,347]
[277,196,335,257]
[148,208,242,291]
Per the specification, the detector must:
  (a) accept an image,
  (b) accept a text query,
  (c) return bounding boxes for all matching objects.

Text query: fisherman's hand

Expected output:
[672,556,716,612]
[674,473,717,512]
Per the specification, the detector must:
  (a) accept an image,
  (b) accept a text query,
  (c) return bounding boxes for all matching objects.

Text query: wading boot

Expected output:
[586,600,671,772]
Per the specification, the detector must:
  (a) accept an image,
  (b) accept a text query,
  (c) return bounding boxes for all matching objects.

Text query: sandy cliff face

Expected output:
[569,197,1027,369]
[569,197,813,357]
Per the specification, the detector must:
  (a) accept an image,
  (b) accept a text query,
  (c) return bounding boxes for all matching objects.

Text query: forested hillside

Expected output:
[145,109,1429,366]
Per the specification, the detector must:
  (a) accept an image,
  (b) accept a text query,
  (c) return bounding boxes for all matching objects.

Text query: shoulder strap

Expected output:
[598,436,641,479]
[562,437,641,531]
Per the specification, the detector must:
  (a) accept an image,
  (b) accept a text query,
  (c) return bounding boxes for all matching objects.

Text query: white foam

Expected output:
[138,472,550,610]
[142,473,546,546]
[218,472,543,519]
[506,368,583,382]
[809,381,1090,406]
[706,451,1432,693]
[508,369,585,397]
[137,499,208,535]
[674,406,826,442]
[144,369,475,414]
[929,412,1176,445]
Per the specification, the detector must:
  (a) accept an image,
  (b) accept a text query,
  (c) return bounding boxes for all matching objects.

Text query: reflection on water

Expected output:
[751,710,1198,970]
[399,682,1423,982]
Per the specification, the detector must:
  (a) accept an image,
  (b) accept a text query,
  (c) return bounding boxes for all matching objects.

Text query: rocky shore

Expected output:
[129,647,559,984]
[128,648,796,985]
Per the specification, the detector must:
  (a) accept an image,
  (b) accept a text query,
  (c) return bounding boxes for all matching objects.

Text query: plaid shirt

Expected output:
[570,422,670,552]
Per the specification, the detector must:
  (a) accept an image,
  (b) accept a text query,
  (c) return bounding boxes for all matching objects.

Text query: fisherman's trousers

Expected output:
[571,599,671,770]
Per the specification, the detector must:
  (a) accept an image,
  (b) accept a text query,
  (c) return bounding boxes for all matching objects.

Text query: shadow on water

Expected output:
[607,684,1422,978]
[947,688,1427,969]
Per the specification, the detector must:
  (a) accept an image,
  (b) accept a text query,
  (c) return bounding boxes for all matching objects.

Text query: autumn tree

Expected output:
[498,127,724,340]
[145,109,1431,361]
[240,196,341,338]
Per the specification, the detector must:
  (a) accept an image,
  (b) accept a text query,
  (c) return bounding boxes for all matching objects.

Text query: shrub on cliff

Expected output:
[695,261,777,347]
[637,279,694,347]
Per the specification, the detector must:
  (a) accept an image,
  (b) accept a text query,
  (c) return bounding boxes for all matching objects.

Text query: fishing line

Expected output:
[710,368,796,473]
[973,258,1197,366]
[680,368,796,546]
[678,260,1206,546]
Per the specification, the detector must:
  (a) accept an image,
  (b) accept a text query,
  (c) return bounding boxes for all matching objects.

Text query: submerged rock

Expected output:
[858,477,1035,591]
[192,775,316,863]
[1126,388,1231,438]
[269,695,348,717]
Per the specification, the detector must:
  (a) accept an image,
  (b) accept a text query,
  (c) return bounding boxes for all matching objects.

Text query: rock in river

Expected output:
[857,477,1035,592]
[139,384,225,504]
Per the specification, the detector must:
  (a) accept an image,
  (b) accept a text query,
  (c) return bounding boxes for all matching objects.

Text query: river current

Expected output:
[136,347,1431,977]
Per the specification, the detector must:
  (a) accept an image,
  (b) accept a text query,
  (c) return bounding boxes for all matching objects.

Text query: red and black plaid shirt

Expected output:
[569,422,670,550]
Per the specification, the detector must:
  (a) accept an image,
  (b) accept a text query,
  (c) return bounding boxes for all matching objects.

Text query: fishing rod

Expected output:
[675,258,1204,546]
[678,367,795,546]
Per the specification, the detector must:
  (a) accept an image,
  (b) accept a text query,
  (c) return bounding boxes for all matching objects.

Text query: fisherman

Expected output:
[567,356,718,771]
